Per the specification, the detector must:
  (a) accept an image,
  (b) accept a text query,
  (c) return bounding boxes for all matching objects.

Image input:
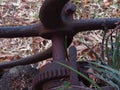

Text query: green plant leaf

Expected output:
[55,61,101,90]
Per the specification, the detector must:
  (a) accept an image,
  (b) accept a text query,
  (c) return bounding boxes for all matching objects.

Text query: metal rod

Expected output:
[0,47,52,69]
[68,18,120,32]
[52,34,66,61]
[0,23,42,38]
[69,46,79,85]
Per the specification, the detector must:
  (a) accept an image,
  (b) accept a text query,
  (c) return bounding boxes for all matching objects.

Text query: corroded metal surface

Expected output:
[0,0,119,68]
[0,0,117,90]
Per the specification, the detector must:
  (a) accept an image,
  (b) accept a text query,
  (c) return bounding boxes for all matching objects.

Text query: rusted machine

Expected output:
[0,0,119,90]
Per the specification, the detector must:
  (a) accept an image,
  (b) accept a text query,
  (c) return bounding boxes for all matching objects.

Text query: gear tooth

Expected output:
[64,69,69,75]
[54,70,57,77]
[58,69,61,76]
[38,73,40,81]
[52,70,54,77]
[42,73,44,80]
[54,69,57,77]
[55,69,58,76]
[41,73,44,81]
[34,61,70,88]
[51,70,55,78]
[39,74,41,81]
[40,73,42,81]
[49,70,52,78]
[46,71,49,79]
[41,73,44,80]
[44,72,47,79]
[52,70,55,77]
[67,70,70,75]
[60,69,64,76]
[40,74,42,81]
[64,69,66,75]
[64,69,67,75]
[50,71,53,77]
[43,72,45,79]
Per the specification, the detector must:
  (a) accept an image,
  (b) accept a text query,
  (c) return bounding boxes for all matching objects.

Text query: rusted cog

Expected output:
[32,61,70,90]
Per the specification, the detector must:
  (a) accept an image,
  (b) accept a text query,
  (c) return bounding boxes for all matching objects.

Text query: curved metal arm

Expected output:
[0,23,42,38]
[0,47,52,69]
[68,18,120,33]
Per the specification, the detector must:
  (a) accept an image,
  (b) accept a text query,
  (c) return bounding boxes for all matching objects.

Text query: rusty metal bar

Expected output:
[0,18,119,38]
[69,18,120,32]
[69,46,79,85]
[52,34,66,61]
[40,17,120,39]
[0,47,52,69]
[0,23,42,38]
